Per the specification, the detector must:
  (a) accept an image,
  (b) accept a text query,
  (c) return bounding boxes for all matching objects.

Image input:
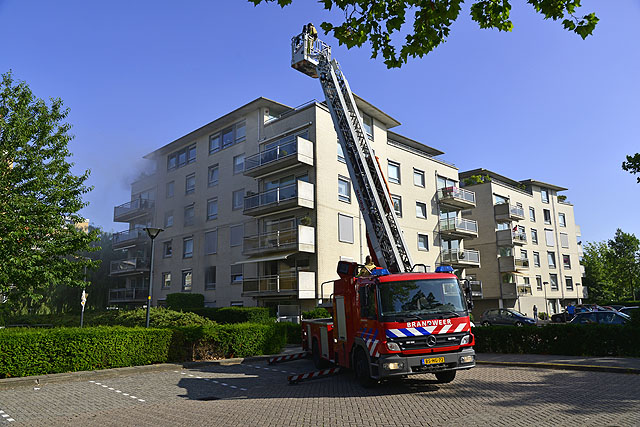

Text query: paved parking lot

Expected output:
[1,359,638,426]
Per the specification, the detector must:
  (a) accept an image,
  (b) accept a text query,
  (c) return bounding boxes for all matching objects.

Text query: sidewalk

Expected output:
[476,352,640,374]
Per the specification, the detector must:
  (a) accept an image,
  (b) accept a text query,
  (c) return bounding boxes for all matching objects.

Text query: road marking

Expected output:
[1,409,16,422]
[90,380,147,403]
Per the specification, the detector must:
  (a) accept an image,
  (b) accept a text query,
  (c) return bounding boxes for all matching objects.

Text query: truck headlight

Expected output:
[459,355,475,364]
[386,341,401,352]
[383,362,405,370]
[460,334,471,345]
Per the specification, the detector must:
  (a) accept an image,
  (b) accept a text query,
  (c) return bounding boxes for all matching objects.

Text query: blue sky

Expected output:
[1,0,638,243]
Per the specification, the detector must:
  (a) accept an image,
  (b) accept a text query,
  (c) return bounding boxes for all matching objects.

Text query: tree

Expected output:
[582,241,617,303]
[622,153,640,183]
[250,0,598,67]
[0,71,98,310]
[606,229,640,300]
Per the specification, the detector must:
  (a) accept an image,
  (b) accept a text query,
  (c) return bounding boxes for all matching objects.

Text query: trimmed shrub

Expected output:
[166,293,204,310]
[190,307,272,324]
[275,322,302,345]
[302,307,330,319]
[0,327,174,378]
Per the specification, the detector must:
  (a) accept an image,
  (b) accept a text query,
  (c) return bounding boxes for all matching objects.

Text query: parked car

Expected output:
[569,311,630,325]
[480,308,537,326]
[619,306,639,317]
[551,311,573,323]
[574,304,606,313]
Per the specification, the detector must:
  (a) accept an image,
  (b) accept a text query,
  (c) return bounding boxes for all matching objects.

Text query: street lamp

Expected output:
[144,227,164,328]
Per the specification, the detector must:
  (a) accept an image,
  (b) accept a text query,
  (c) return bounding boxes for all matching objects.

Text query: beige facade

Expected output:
[459,169,585,320]
[110,96,478,316]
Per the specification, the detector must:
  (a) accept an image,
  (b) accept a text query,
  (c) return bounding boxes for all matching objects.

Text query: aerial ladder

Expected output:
[291,28,413,274]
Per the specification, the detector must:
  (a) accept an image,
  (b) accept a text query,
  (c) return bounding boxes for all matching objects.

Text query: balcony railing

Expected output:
[496,229,527,246]
[244,181,314,216]
[494,203,525,222]
[244,136,313,177]
[113,198,154,222]
[110,258,149,275]
[437,186,476,209]
[243,225,315,255]
[517,284,533,296]
[112,228,147,248]
[441,249,480,267]
[498,256,530,272]
[108,287,148,303]
[440,218,478,238]
[501,283,517,298]
[242,271,315,298]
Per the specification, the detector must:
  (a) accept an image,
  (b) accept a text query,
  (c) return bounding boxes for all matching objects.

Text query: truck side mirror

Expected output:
[463,279,474,310]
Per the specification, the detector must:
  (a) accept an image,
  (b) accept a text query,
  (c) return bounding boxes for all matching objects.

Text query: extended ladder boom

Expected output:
[291,30,413,273]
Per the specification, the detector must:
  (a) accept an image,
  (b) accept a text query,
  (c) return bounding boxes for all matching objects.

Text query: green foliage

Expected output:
[275,321,302,345]
[622,153,640,183]
[462,174,491,186]
[557,194,567,202]
[302,307,331,319]
[473,324,640,357]
[166,293,205,310]
[249,0,597,68]
[0,71,99,311]
[538,312,549,320]
[187,323,286,360]
[189,307,272,324]
[0,327,174,378]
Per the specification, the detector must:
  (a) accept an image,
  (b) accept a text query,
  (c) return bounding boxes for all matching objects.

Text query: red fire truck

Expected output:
[292,27,476,386]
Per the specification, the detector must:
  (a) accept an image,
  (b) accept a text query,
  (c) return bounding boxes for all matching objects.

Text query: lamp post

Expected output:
[543,281,549,319]
[144,227,164,328]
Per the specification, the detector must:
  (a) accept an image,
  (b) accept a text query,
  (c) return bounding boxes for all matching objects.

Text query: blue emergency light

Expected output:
[435,265,454,273]
[370,268,390,276]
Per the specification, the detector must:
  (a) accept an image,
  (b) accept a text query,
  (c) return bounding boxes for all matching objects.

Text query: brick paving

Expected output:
[0,359,638,426]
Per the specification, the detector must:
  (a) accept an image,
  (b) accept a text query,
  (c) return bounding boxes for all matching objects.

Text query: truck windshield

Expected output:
[378,279,467,321]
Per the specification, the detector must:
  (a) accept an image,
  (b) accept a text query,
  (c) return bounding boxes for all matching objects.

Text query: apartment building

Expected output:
[109,96,480,316]
[459,169,585,319]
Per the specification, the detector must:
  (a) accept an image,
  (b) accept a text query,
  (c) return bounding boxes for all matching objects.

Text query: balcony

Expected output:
[242,271,315,299]
[108,287,148,304]
[440,218,478,239]
[498,256,530,272]
[244,181,314,216]
[501,283,517,299]
[517,284,533,296]
[496,229,527,246]
[244,136,314,178]
[244,225,315,256]
[494,203,525,222]
[438,186,476,210]
[112,228,147,249]
[110,258,149,275]
[441,249,480,268]
[113,198,154,223]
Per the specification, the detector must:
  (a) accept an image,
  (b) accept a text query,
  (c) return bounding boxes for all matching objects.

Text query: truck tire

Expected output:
[312,339,329,369]
[434,370,456,384]
[354,348,376,388]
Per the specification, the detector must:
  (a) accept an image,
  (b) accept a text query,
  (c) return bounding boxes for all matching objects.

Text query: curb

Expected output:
[477,360,640,375]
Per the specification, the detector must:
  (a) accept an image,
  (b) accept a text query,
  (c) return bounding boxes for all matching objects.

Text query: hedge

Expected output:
[302,307,331,319]
[189,307,272,324]
[166,293,205,310]
[472,324,640,357]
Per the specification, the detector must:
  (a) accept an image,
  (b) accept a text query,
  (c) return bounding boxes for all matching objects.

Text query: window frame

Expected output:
[208,164,219,187]
[232,189,244,211]
[204,229,218,255]
[233,154,245,175]
[182,269,193,292]
[418,233,429,251]
[413,168,425,187]
[391,194,402,217]
[387,161,401,184]
[207,197,218,221]
[162,272,171,289]
[183,237,194,259]
[415,201,427,219]
[338,175,351,203]
[184,204,195,227]
[185,173,196,195]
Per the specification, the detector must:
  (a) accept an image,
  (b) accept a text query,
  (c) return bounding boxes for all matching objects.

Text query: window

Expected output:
[541,188,549,203]
[559,213,566,227]
[207,198,218,221]
[531,229,538,244]
[543,209,552,224]
[162,272,171,289]
[208,165,219,187]
[167,144,196,170]
[413,169,425,187]
[418,234,429,251]
[549,273,558,290]
[183,237,194,258]
[415,201,427,219]
[232,189,244,210]
[338,176,351,203]
[230,264,243,284]
[230,224,243,247]
[536,275,543,290]
[494,194,508,205]
[391,195,402,217]
[533,251,540,267]
[560,233,569,248]
[166,181,174,198]
[209,133,220,153]
[185,173,195,194]
[184,205,195,226]
[566,276,574,291]
[362,113,373,139]
[337,141,345,163]
[163,241,172,258]
[529,207,536,222]
[164,211,174,228]
[205,266,216,290]
[233,154,245,174]
[209,121,245,153]
[545,229,555,246]
[563,254,571,269]
[230,301,244,307]
[520,249,528,260]
[182,270,192,292]
[359,285,376,319]
[388,161,400,184]
[204,230,218,254]
[497,222,509,231]
[338,213,354,243]
[548,251,556,268]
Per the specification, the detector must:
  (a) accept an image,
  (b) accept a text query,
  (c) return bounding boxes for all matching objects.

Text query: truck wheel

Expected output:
[312,339,328,369]
[354,349,376,388]
[434,370,456,384]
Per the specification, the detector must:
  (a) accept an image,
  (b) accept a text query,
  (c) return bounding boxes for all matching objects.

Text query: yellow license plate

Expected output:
[422,357,445,365]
